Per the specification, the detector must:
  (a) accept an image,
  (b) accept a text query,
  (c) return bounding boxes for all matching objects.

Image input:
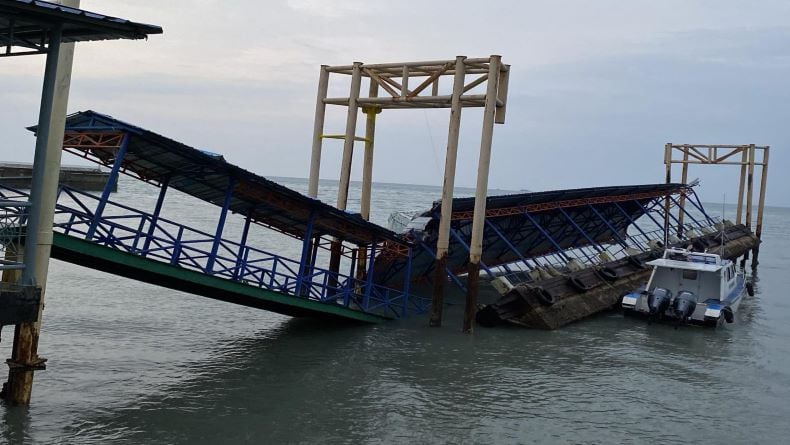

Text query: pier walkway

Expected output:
[2,110,430,323]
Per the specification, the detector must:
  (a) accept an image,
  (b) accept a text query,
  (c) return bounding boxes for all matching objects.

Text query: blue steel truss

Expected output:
[374,186,721,288]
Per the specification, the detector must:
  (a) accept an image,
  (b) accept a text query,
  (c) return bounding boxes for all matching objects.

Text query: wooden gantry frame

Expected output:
[664,143,770,267]
[307,56,510,332]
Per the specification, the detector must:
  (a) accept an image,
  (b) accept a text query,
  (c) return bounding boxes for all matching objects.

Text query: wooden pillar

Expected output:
[663,143,672,244]
[336,62,363,211]
[745,144,755,231]
[736,147,747,225]
[429,56,466,327]
[329,62,363,281]
[463,55,501,334]
[677,146,689,236]
[360,82,379,221]
[753,146,769,268]
[308,65,329,198]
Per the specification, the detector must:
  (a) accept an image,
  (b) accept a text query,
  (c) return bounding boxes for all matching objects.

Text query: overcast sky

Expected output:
[1,0,788,206]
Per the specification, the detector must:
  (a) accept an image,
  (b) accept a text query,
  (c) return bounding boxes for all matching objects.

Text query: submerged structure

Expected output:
[376,183,759,329]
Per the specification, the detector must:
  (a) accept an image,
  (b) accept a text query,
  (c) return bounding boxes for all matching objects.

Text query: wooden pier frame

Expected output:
[664,143,770,268]
[307,56,510,332]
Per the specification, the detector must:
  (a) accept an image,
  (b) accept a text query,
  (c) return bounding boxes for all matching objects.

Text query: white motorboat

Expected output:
[621,248,753,327]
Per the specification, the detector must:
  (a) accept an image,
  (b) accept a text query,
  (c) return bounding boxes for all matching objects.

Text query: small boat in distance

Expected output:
[621,248,754,327]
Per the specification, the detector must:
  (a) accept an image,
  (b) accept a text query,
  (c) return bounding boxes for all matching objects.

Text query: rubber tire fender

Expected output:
[533,286,557,306]
[722,306,734,323]
[598,267,619,282]
[568,275,594,292]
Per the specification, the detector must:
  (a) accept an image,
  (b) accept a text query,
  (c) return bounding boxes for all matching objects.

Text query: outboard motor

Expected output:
[672,291,697,323]
[647,287,672,316]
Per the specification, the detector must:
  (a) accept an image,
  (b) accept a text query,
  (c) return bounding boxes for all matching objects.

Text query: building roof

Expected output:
[0,0,161,53]
[30,110,403,245]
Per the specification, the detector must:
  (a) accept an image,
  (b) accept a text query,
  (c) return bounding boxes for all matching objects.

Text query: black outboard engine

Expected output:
[672,291,697,323]
[647,287,672,316]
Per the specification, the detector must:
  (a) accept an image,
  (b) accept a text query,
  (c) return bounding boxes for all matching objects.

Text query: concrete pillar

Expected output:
[429,56,466,327]
[463,55,501,334]
[6,0,79,406]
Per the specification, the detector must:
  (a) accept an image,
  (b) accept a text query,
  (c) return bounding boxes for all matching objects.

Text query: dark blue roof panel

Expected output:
[31,110,403,245]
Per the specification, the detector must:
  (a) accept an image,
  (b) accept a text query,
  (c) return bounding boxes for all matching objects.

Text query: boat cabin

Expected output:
[645,249,737,301]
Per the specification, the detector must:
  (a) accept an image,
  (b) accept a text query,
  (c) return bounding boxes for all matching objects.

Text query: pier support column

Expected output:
[463,55,501,334]
[308,65,330,198]
[743,144,755,264]
[329,62,363,284]
[677,146,689,236]
[356,83,380,282]
[736,147,747,225]
[6,2,77,405]
[663,143,672,245]
[429,56,466,327]
[753,147,769,268]
[141,175,170,256]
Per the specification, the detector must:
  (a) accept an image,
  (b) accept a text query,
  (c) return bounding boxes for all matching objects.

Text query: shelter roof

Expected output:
[0,0,161,52]
[30,110,403,245]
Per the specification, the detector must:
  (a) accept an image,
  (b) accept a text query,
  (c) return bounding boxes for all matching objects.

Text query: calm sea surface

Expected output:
[1,177,789,444]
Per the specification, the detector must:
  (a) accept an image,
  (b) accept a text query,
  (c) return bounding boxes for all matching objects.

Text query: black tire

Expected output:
[533,287,557,306]
[722,306,734,323]
[598,267,619,282]
[568,275,593,292]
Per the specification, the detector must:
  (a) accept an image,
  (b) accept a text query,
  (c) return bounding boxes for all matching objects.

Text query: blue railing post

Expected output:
[206,177,236,274]
[141,175,171,256]
[86,133,130,240]
[401,246,413,317]
[295,210,316,296]
[484,219,535,271]
[669,195,702,231]
[363,239,377,311]
[233,211,252,280]
[171,226,184,265]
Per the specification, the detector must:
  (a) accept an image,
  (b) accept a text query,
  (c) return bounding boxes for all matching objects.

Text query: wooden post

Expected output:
[736,146,747,225]
[329,62,362,281]
[677,145,689,236]
[463,55,501,334]
[357,82,379,282]
[360,82,379,221]
[663,143,672,244]
[336,62,363,211]
[308,65,329,198]
[753,146,769,268]
[745,144,755,231]
[429,56,466,327]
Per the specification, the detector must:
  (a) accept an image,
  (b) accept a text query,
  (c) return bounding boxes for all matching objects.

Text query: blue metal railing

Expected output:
[0,184,430,319]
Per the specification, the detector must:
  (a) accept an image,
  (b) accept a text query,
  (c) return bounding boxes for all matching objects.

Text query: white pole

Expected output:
[360,81,379,221]
[429,55,466,327]
[308,65,329,198]
[336,62,363,211]
[10,0,79,406]
[463,55,501,333]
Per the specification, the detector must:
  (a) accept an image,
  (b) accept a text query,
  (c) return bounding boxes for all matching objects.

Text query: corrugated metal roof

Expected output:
[0,0,161,48]
[31,110,403,245]
[374,183,689,285]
